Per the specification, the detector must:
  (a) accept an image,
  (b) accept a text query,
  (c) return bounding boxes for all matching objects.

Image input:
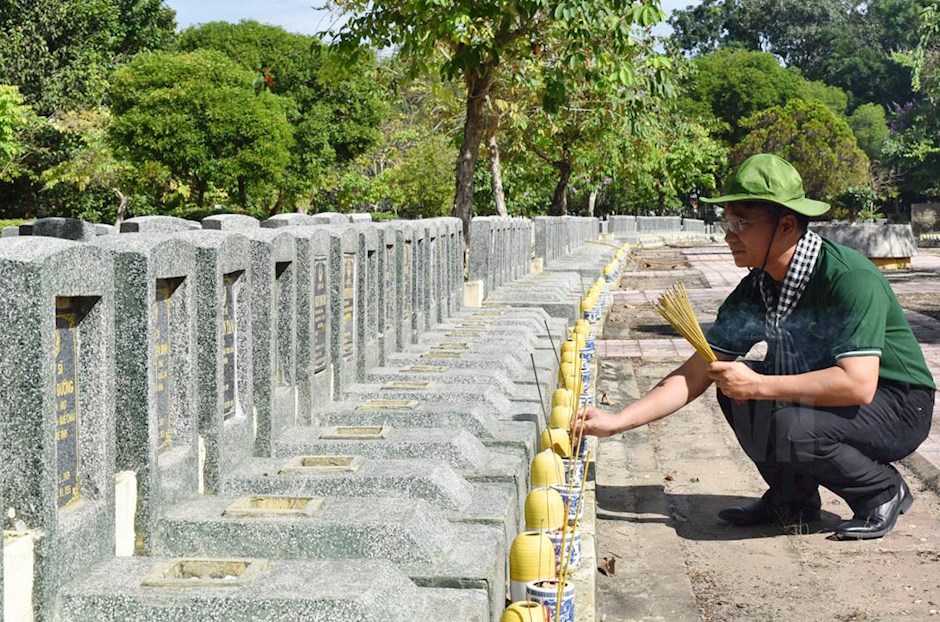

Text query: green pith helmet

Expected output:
[701,154,830,216]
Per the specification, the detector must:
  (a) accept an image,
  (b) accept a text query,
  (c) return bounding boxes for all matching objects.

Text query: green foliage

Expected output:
[0,219,28,229]
[109,50,294,210]
[607,113,727,215]
[881,98,940,197]
[833,185,883,221]
[329,0,674,230]
[319,66,459,218]
[0,0,176,115]
[176,21,385,209]
[0,85,33,181]
[670,0,920,108]
[680,50,814,143]
[733,99,870,201]
[848,103,890,160]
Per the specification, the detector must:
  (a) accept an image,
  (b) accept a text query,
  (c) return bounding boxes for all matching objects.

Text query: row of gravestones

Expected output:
[533,216,600,268]
[0,213,613,621]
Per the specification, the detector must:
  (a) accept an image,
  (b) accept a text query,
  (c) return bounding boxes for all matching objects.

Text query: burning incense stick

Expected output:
[651,283,717,363]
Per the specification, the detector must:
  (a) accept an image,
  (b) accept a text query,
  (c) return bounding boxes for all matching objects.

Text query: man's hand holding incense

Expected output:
[706,361,762,401]
[570,404,626,438]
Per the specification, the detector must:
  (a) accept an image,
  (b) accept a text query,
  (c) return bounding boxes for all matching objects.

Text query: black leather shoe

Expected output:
[719,492,822,526]
[833,480,913,541]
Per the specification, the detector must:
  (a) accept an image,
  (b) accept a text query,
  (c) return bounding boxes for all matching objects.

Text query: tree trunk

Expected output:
[588,189,597,217]
[195,179,206,208]
[270,187,285,216]
[113,188,129,227]
[549,160,572,216]
[454,69,495,244]
[238,176,247,208]
[487,131,508,217]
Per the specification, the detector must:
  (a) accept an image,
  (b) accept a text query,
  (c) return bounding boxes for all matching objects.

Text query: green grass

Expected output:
[0,219,28,230]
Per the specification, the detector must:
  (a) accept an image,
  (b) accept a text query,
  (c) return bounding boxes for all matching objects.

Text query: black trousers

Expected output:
[717,379,934,514]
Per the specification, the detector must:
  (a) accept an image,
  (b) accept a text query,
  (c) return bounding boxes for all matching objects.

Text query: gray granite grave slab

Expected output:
[155,496,506,617]
[261,213,320,228]
[351,223,381,376]
[512,218,532,280]
[2,225,18,237]
[202,214,261,230]
[274,226,335,424]
[0,237,115,622]
[349,213,373,222]
[171,231,254,494]
[273,425,522,475]
[386,343,555,384]
[421,220,443,325]
[468,216,498,295]
[329,225,362,395]
[94,223,116,236]
[21,217,98,241]
[271,423,528,520]
[366,365,517,396]
[216,457,518,542]
[811,222,918,258]
[441,217,464,316]
[0,384,4,616]
[374,223,401,364]
[367,362,551,416]
[311,212,353,224]
[536,237,619,274]
[637,215,682,233]
[311,399,537,460]
[483,272,583,321]
[386,221,416,346]
[55,557,489,621]
[412,223,429,335]
[89,234,200,555]
[382,349,553,414]
[121,216,195,233]
[404,336,558,378]
[608,215,637,236]
[339,380,537,420]
[239,229,298,457]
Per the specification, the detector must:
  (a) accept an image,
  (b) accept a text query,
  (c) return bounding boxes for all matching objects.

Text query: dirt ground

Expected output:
[592,247,940,622]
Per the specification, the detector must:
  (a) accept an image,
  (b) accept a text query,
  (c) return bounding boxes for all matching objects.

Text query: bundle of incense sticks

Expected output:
[652,283,717,363]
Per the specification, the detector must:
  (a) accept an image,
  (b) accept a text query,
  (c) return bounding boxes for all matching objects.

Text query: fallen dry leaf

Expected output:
[664,474,674,481]
[598,556,616,576]
[600,393,613,406]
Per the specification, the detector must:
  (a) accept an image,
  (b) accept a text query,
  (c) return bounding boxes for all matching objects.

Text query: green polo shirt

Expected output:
[706,238,935,390]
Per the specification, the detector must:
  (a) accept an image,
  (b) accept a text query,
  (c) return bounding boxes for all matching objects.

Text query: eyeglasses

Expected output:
[717,218,760,235]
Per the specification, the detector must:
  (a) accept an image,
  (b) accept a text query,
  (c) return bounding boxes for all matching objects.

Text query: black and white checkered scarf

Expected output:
[758,229,822,375]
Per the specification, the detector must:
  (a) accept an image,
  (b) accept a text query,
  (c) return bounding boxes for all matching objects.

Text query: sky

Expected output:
[164,0,699,39]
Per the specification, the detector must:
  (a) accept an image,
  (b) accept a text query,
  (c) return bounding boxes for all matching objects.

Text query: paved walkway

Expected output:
[605,243,940,489]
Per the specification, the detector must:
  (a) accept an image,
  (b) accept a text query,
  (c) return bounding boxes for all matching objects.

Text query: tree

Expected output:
[669,0,846,68]
[40,108,146,224]
[0,0,176,218]
[499,22,677,216]
[109,50,294,209]
[669,0,922,109]
[848,103,890,160]
[177,21,384,212]
[0,0,176,115]
[602,112,727,216]
[328,0,668,240]
[0,85,34,182]
[679,49,805,143]
[678,49,855,144]
[733,99,870,200]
